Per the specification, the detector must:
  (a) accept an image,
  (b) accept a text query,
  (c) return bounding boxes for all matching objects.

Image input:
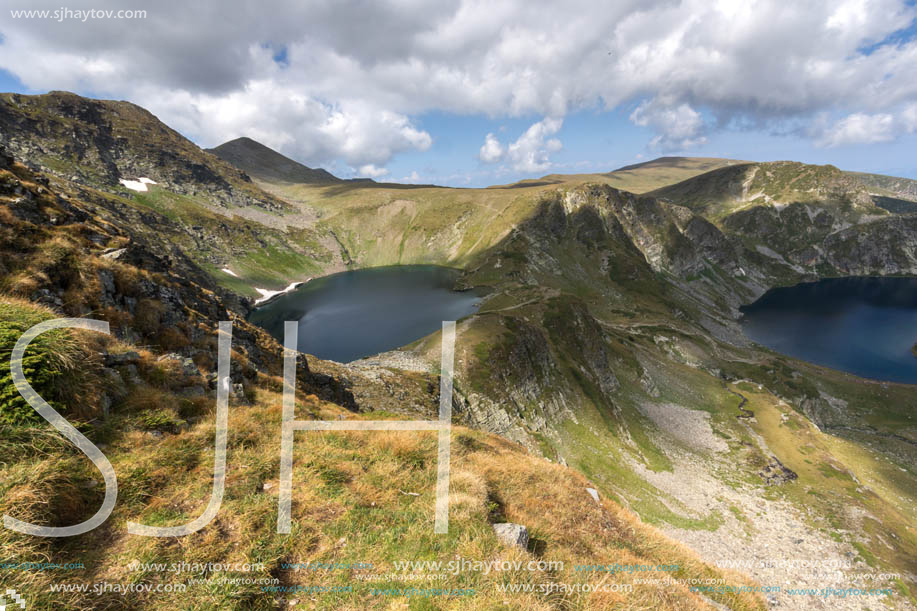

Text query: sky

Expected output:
[1,0,916,187]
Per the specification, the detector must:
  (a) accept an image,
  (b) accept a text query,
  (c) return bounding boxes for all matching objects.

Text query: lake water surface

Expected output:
[248,265,482,363]
[740,276,917,383]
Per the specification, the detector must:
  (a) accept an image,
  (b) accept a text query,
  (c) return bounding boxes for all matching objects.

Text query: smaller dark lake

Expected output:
[248,265,483,363]
[740,276,917,384]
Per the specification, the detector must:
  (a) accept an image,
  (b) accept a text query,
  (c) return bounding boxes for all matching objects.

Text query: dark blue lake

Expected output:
[740,276,917,384]
[248,265,482,363]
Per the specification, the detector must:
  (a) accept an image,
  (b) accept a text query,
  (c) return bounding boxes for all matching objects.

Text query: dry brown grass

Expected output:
[0,379,769,610]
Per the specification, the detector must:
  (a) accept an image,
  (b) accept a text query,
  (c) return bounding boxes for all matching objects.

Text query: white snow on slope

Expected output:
[119,177,158,192]
[253,281,304,305]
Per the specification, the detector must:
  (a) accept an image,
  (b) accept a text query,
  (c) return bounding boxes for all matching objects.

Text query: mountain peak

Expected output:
[208,137,341,184]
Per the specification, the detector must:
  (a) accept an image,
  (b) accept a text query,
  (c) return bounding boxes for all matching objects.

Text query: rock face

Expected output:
[492,523,529,549]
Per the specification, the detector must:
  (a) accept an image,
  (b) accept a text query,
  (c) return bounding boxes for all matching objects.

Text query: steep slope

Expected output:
[646,161,917,278]
[208,136,342,184]
[2,92,916,608]
[0,92,351,297]
[0,147,771,611]
[436,185,917,608]
[649,161,877,220]
[846,170,917,213]
[248,147,917,607]
[0,91,290,213]
[848,170,917,202]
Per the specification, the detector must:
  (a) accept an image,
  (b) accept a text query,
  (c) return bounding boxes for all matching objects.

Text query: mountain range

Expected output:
[0,91,914,610]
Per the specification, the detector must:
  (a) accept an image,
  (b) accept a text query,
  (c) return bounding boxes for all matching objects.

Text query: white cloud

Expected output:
[357,163,390,178]
[816,112,896,146]
[479,133,505,162]
[506,117,563,172]
[630,97,707,151]
[815,104,917,146]
[899,103,917,132]
[1,0,916,161]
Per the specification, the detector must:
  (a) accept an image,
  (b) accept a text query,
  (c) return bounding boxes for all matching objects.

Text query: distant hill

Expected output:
[508,156,750,194]
[648,160,876,219]
[208,136,342,184]
[844,170,917,213]
[601,156,751,193]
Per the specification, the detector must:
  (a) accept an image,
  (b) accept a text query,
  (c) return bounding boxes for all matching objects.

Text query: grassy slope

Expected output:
[125,185,333,296]
[0,351,765,610]
[254,156,748,274]
[391,184,917,603]
[500,157,749,195]
[847,171,917,202]
[648,161,879,221]
[258,181,546,269]
[0,147,769,610]
[198,155,917,602]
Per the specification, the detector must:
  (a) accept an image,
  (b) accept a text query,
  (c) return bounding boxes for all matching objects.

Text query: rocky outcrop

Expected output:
[822,215,917,276]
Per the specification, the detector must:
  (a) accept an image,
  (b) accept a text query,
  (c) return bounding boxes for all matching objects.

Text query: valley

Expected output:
[0,91,915,610]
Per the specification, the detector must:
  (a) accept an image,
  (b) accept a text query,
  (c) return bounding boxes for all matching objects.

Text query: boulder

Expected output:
[158,353,199,377]
[104,350,140,367]
[492,523,529,549]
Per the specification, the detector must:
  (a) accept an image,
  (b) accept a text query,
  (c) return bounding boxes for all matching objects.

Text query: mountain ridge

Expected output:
[0,91,291,213]
[1,91,915,609]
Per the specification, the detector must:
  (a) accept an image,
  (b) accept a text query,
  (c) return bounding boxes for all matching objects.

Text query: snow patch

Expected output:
[119,177,157,192]
[221,268,239,278]
[253,281,306,305]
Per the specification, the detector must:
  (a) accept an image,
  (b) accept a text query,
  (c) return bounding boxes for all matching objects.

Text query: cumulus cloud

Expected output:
[816,112,896,146]
[479,133,505,162]
[815,104,917,146]
[506,117,563,172]
[1,0,916,165]
[356,163,390,178]
[630,98,707,151]
[479,118,563,172]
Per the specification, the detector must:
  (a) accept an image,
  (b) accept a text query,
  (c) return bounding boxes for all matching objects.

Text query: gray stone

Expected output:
[232,383,250,405]
[180,385,206,398]
[98,269,116,297]
[124,364,143,385]
[492,523,529,549]
[101,247,127,260]
[585,487,600,503]
[104,351,140,367]
[158,353,198,377]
